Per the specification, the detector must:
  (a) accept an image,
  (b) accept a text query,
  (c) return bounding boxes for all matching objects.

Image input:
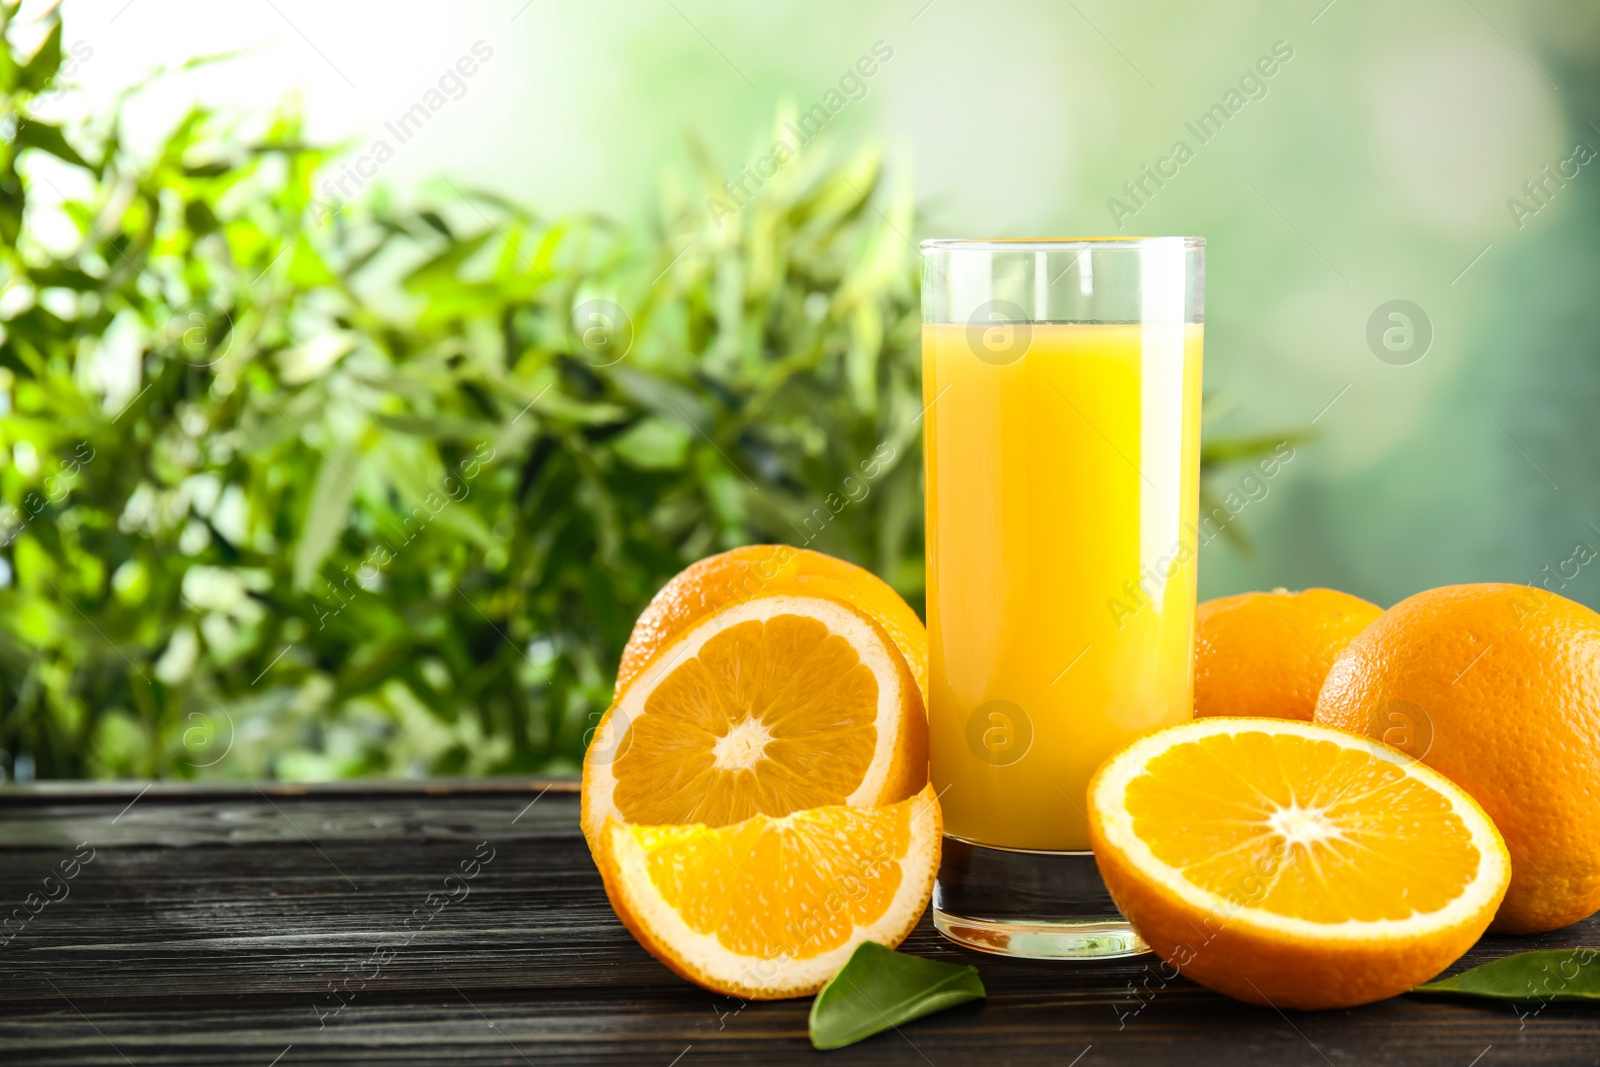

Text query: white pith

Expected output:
[584,595,909,840]
[1267,804,1342,847]
[1091,717,1510,941]
[712,717,773,770]
[604,788,940,994]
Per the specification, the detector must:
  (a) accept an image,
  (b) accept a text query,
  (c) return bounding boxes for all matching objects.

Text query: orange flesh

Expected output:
[1127,732,1482,923]
[612,614,881,827]
[633,799,914,960]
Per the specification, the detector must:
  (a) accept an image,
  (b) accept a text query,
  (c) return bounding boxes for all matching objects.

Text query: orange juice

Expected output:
[922,322,1203,851]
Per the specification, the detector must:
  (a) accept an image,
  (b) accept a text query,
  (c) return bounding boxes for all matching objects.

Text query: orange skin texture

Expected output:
[1314,583,1600,934]
[1195,588,1383,721]
[616,545,928,708]
[1088,810,1504,1010]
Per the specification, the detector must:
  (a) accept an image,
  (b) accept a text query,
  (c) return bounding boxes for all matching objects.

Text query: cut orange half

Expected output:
[616,545,929,708]
[1088,718,1510,1010]
[581,593,927,849]
[596,783,941,999]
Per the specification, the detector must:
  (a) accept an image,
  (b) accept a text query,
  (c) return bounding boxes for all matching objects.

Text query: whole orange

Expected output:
[1315,583,1600,934]
[1194,588,1383,721]
[616,544,928,706]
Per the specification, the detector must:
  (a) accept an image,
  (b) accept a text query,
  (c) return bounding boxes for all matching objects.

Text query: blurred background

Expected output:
[3,0,1597,781]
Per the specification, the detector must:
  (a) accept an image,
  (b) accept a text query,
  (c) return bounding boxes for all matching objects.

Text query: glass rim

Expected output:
[919,236,1204,251]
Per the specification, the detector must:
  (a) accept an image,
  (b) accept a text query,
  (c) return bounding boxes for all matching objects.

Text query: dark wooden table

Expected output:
[2,782,1597,1066]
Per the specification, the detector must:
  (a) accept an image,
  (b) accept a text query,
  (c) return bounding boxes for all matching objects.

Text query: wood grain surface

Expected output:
[1,783,1596,1066]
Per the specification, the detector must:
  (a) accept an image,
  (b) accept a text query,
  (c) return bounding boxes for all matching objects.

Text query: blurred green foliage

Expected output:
[0,5,1288,780]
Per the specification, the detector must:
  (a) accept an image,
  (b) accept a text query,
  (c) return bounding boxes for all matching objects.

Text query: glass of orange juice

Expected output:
[920,237,1204,959]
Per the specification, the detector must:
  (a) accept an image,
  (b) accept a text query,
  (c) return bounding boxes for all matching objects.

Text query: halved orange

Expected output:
[1088,718,1510,1010]
[596,784,941,998]
[581,592,927,849]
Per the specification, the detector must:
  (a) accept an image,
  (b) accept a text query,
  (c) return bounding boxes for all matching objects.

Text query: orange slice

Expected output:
[1088,718,1510,1010]
[596,784,941,998]
[581,593,927,848]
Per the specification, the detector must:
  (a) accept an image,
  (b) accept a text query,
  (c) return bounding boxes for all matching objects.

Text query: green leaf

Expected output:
[372,413,502,441]
[184,199,221,236]
[0,39,16,96]
[181,50,249,72]
[1200,430,1310,469]
[808,942,985,1051]
[402,232,491,291]
[30,265,102,291]
[13,119,92,171]
[287,232,338,287]
[293,444,359,590]
[418,210,453,239]
[17,20,61,92]
[1413,950,1600,1003]
[611,417,690,471]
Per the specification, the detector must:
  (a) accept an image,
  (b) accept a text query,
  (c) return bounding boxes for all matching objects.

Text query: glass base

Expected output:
[932,836,1150,960]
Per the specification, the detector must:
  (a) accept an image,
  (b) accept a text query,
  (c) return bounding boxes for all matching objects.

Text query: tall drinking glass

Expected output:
[920,237,1204,959]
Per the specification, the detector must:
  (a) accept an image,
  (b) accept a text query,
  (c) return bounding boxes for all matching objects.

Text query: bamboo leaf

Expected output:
[293,445,359,590]
[17,20,61,92]
[14,119,92,171]
[0,16,1301,784]
[1200,430,1310,469]
[611,417,690,471]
